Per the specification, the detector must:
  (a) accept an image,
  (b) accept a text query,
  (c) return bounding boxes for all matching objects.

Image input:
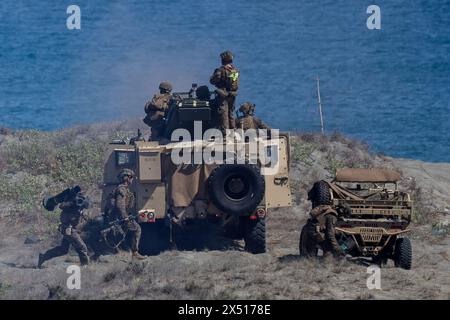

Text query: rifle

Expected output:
[99,215,137,249]
[100,215,136,233]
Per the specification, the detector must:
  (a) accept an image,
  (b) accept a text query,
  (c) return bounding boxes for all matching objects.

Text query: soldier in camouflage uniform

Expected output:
[108,168,145,260]
[210,51,240,133]
[308,205,343,256]
[236,102,270,130]
[38,193,90,268]
[143,81,173,140]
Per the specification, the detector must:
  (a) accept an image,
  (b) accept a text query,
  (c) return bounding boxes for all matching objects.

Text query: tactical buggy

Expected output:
[300,168,413,269]
[101,85,292,254]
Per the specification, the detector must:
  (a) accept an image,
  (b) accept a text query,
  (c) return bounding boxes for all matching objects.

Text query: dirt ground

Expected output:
[0,210,449,300]
[0,127,449,300]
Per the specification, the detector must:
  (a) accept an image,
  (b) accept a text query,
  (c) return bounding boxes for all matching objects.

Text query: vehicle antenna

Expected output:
[316,76,325,134]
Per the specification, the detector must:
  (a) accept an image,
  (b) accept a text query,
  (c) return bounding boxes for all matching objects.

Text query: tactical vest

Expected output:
[104,185,135,220]
[224,64,239,92]
[59,204,83,227]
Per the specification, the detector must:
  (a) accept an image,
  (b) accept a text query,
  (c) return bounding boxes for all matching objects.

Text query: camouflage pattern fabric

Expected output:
[39,205,89,265]
[308,205,342,256]
[210,64,240,131]
[110,184,141,252]
[210,64,240,92]
[143,92,172,139]
[236,115,270,130]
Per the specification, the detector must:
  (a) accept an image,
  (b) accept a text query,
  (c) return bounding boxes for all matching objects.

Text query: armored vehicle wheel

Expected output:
[393,237,412,270]
[139,221,170,256]
[299,223,318,257]
[243,218,266,254]
[208,164,265,216]
[309,180,332,208]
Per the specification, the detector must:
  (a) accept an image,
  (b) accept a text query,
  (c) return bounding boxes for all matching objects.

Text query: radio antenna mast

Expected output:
[316,76,325,134]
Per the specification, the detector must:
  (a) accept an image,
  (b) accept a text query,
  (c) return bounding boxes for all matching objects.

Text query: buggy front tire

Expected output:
[394,237,412,270]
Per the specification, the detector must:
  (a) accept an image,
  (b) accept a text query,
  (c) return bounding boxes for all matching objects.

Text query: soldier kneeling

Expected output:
[308,205,344,257]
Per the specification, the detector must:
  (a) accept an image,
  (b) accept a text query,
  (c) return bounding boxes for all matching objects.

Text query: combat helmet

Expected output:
[159,81,173,93]
[220,51,234,64]
[239,102,256,115]
[117,168,135,182]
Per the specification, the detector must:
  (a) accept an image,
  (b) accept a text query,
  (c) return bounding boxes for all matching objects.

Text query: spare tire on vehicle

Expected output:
[208,164,265,216]
[308,180,332,208]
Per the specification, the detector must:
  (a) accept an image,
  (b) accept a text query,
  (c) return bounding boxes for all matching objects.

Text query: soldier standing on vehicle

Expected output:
[108,168,145,260]
[236,102,270,130]
[38,192,90,268]
[210,51,240,133]
[143,81,173,140]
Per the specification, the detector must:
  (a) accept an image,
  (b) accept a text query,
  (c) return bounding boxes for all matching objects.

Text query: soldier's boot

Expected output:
[132,251,146,260]
[79,254,90,266]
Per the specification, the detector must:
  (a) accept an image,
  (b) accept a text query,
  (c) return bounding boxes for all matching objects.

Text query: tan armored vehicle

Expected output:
[300,168,413,269]
[101,87,292,254]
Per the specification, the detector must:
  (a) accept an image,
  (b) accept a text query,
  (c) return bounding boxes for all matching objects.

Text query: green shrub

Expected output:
[0,173,46,213]
[325,154,345,175]
[292,142,317,166]
[3,131,57,175]
[52,140,107,186]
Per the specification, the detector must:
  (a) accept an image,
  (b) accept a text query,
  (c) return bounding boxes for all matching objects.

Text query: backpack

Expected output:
[151,94,170,111]
[224,65,239,92]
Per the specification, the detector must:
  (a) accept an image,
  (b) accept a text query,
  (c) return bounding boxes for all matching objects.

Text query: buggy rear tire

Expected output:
[309,180,332,208]
[394,237,412,270]
[208,164,265,216]
[299,222,318,257]
[243,218,266,254]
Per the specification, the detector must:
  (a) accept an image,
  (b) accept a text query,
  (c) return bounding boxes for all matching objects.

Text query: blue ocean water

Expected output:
[1,1,449,162]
